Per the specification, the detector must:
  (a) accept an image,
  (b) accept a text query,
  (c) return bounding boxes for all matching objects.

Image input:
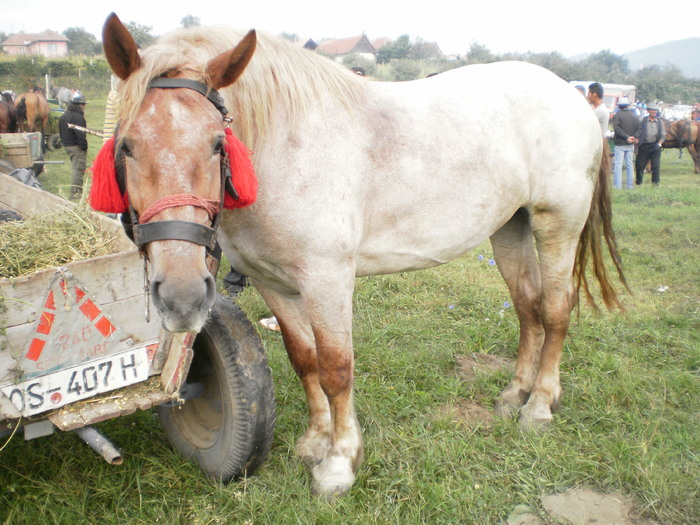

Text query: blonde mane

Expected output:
[117,26,366,147]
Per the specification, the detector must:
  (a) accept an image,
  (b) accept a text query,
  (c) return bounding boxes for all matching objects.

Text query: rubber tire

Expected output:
[157,294,276,482]
[0,159,16,175]
[47,133,62,151]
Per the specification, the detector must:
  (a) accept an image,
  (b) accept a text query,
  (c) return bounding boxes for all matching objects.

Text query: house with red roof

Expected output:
[1,30,69,58]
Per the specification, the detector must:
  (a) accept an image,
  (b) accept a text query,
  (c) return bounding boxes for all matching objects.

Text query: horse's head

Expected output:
[102,13,256,332]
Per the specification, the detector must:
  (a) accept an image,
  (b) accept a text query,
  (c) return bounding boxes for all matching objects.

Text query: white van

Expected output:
[570,81,637,113]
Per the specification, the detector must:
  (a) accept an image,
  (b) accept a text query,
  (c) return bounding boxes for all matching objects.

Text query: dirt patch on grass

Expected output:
[507,487,660,525]
[437,399,495,429]
[457,352,514,382]
[436,353,516,429]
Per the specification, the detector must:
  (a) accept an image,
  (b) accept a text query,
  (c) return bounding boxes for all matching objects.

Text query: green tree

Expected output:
[280,32,300,43]
[465,41,495,64]
[526,51,575,80]
[181,15,201,28]
[580,50,629,81]
[124,22,157,48]
[63,27,99,56]
[376,35,411,64]
[13,55,45,87]
[389,59,421,81]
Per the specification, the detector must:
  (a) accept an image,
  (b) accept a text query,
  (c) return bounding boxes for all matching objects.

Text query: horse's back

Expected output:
[345,62,601,272]
[225,59,602,282]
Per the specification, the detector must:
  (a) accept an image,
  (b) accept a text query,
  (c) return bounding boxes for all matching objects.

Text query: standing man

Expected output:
[611,97,640,189]
[635,104,665,186]
[58,93,88,198]
[587,83,609,136]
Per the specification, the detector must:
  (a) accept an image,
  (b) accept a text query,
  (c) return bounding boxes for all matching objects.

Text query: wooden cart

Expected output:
[0,174,275,480]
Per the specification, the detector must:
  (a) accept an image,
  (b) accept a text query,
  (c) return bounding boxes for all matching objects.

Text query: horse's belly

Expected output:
[355,209,512,276]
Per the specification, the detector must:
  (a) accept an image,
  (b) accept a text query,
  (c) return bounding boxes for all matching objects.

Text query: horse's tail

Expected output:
[573,139,630,310]
[15,98,26,121]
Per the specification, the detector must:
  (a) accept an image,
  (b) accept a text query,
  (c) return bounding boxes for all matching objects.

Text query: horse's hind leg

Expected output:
[518,207,583,426]
[490,209,545,417]
[688,144,700,174]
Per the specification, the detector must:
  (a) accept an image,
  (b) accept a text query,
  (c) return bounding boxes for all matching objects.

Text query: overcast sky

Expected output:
[1,0,695,58]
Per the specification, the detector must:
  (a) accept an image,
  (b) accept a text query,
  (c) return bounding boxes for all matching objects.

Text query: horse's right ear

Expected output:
[206,30,257,90]
[102,13,143,81]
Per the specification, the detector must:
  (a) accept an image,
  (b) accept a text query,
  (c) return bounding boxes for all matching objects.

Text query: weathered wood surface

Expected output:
[0,173,171,426]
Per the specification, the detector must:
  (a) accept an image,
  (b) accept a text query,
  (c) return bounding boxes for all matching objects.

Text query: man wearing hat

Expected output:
[635,103,666,186]
[58,93,89,198]
[611,97,640,189]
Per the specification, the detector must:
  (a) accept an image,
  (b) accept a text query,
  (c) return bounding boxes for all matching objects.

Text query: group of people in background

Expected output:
[584,83,666,188]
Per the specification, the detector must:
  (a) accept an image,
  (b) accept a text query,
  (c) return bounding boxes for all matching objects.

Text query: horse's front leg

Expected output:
[253,282,332,466]
[301,271,362,498]
[256,274,362,497]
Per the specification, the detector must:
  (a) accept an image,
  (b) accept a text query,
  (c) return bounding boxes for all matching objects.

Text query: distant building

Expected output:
[302,39,318,51]
[317,35,378,62]
[1,30,69,58]
[371,37,393,51]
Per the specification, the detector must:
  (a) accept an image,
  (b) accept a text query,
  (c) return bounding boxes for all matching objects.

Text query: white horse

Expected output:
[100,13,626,498]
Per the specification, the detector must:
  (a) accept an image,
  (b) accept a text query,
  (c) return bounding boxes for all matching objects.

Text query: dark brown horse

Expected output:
[0,91,17,133]
[15,86,49,134]
[662,119,700,174]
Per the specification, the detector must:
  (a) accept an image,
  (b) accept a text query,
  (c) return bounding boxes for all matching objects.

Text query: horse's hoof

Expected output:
[495,387,529,418]
[311,456,355,499]
[300,453,322,469]
[296,430,330,467]
[494,399,518,418]
[518,403,552,430]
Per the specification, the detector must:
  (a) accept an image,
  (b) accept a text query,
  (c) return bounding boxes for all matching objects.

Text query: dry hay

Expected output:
[0,204,120,278]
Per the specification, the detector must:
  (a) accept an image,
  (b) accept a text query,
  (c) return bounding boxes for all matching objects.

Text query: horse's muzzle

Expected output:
[150,268,216,332]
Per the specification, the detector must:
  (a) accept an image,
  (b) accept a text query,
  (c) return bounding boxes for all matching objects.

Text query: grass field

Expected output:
[1,97,698,524]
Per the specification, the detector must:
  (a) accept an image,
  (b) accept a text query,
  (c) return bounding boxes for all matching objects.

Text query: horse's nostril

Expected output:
[204,273,216,306]
[148,271,215,332]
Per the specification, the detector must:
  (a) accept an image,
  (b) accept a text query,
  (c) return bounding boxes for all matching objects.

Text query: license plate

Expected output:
[1,346,150,417]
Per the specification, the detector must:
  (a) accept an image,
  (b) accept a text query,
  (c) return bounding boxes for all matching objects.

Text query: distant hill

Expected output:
[623,38,700,79]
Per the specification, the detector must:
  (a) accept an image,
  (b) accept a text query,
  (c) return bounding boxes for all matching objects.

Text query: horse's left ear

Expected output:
[102,12,143,80]
[206,30,257,90]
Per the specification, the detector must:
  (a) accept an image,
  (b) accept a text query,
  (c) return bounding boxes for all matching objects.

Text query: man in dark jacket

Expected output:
[635,104,666,186]
[611,97,640,189]
[58,94,88,198]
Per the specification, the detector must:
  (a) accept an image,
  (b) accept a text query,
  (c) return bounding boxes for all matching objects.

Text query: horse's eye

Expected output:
[214,142,224,155]
[120,142,132,157]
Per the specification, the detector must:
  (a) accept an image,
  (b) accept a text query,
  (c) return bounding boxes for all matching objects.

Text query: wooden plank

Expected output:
[1,250,148,328]
[0,173,133,250]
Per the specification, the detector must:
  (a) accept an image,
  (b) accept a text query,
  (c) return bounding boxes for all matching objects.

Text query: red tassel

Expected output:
[223,127,257,209]
[88,137,129,213]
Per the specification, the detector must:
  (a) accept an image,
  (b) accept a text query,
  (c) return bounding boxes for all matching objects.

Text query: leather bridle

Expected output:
[118,77,238,258]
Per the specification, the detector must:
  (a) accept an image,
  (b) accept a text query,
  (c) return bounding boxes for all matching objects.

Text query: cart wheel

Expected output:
[157,294,276,482]
[47,134,62,151]
[0,159,16,175]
